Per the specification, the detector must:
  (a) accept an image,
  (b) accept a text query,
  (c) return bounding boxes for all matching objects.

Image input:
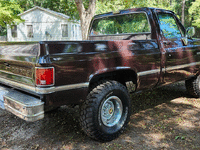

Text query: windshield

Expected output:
[90,12,151,36]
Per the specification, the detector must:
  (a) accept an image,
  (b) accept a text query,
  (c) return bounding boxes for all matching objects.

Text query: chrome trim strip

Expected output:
[165,62,200,72]
[138,69,160,76]
[138,62,200,76]
[35,82,89,94]
[0,76,89,94]
[0,77,36,92]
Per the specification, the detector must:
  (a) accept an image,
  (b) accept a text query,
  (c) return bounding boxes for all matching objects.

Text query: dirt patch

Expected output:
[0,81,200,150]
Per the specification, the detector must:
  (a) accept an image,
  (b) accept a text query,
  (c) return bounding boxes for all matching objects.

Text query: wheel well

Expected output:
[89,69,137,92]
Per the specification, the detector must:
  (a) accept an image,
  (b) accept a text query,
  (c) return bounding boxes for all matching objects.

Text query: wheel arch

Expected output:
[88,68,138,92]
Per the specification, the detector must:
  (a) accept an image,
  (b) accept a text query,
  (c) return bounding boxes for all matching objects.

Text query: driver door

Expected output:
[156,12,193,83]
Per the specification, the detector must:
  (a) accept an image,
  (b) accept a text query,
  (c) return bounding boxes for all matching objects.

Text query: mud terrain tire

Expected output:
[185,76,200,98]
[80,80,131,142]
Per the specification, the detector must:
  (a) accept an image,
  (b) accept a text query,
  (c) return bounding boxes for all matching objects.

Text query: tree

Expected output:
[15,0,79,19]
[189,0,200,28]
[0,26,6,36]
[182,0,186,26]
[0,0,24,28]
[96,0,133,14]
[74,0,96,40]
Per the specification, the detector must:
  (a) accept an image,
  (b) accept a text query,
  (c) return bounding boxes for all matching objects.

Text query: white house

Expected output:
[7,6,82,42]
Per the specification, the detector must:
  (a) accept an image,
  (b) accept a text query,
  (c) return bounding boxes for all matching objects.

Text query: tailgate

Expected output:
[0,42,39,87]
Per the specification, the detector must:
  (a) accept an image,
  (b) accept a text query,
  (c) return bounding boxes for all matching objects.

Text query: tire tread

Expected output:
[79,80,130,141]
[185,76,200,98]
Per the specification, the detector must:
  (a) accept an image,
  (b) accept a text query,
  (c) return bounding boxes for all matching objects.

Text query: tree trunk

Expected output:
[75,0,96,40]
[182,0,185,26]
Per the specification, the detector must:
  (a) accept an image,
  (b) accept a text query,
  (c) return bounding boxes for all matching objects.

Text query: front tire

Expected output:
[80,80,131,142]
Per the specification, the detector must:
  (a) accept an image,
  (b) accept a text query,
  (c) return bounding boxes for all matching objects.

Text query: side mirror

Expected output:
[186,27,195,38]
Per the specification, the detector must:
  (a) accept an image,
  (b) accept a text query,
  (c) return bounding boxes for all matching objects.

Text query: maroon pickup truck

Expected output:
[0,7,200,141]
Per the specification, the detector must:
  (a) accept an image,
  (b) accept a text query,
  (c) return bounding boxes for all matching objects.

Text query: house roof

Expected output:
[19,6,70,20]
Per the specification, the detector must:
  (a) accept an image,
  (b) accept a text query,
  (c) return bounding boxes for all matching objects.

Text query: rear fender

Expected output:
[88,67,138,91]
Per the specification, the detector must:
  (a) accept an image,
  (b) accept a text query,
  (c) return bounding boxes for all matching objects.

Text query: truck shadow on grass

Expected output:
[126,82,200,150]
[130,82,188,113]
[1,81,200,149]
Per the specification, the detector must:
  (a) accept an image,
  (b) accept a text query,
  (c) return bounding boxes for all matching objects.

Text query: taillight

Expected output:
[35,67,54,86]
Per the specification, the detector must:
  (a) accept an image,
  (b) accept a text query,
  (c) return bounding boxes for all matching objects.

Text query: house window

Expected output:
[75,25,78,39]
[62,24,68,37]
[11,25,17,38]
[78,25,81,39]
[72,24,75,38]
[27,25,33,38]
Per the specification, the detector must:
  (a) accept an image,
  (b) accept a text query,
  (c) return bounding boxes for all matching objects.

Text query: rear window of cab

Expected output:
[90,12,151,36]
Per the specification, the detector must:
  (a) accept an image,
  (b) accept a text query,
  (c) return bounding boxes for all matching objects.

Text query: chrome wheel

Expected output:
[101,96,123,127]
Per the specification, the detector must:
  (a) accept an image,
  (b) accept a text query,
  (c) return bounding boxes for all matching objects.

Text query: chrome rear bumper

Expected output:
[0,85,44,122]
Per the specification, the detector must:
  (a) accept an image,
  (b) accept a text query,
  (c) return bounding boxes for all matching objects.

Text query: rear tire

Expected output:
[80,80,131,142]
[185,76,200,98]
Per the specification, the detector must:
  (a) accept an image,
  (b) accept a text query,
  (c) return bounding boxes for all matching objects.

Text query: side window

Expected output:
[62,24,68,37]
[27,25,33,38]
[11,25,17,38]
[157,13,183,38]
